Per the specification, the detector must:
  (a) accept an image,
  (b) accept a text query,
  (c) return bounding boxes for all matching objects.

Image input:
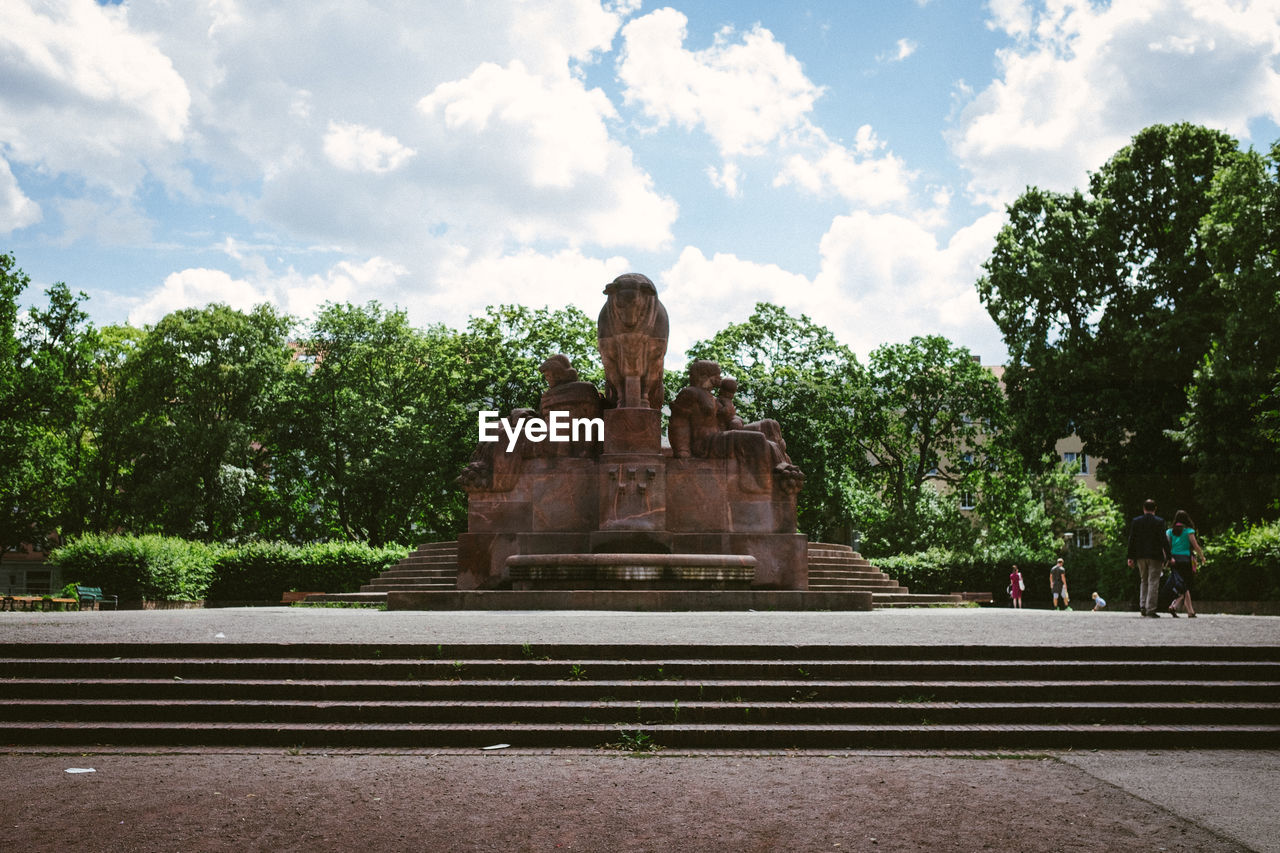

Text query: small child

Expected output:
[1092,591,1106,611]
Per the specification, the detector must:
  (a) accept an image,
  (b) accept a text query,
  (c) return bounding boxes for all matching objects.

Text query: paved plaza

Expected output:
[5,603,1280,647]
[3,606,1278,851]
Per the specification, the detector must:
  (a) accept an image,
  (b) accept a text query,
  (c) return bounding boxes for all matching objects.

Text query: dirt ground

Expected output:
[1,751,1250,852]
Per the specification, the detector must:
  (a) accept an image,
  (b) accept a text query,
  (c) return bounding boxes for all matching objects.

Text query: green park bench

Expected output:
[75,586,117,611]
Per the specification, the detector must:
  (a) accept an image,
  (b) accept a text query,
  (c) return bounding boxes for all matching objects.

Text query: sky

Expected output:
[3,0,1280,366]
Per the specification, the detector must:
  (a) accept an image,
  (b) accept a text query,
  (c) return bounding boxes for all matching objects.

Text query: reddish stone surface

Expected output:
[457,276,807,591]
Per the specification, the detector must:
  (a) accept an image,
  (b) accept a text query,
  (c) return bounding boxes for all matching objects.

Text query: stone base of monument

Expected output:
[386,589,873,611]
[507,553,756,590]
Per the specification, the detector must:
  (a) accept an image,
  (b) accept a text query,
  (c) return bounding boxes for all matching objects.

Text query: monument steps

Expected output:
[1,643,1276,750]
[307,542,459,603]
[805,543,952,603]
[307,541,955,608]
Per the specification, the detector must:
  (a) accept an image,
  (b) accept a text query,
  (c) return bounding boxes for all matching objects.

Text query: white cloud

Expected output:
[1,0,671,256]
[54,197,154,247]
[879,38,919,63]
[420,60,617,189]
[413,59,677,250]
[0,159,42,233]
[660,246,813,359]
[706,162,744,197]
[129,268,268,327]
[774,125,916,209]
[617,8,824,157]
[952,0,1280,202]
[420,248,632,331]
[0,0,190,195]
[128,254,409,328]
[322,122,416,174]
[657,206,1007,363]
[986,0,1034,40]
[808,210,1007,357]
[617,9,922,215]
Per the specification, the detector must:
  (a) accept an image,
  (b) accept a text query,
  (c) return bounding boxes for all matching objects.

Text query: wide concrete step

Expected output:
[5,677,1276,703]
[2,643,1275,749]
[0,720,1273,750]
[3,698,1273,727]
[806,542,854,553]
[809,582,903,590]
[299,592,387,604]
[872,594,966,607]
[4,657,1276,681]
[360,583,455,593]
[807,568,892,579]
[809,577,902,585]
[363,571,458,578]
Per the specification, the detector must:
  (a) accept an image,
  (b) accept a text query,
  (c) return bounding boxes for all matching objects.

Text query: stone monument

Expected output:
[456,273,808,591]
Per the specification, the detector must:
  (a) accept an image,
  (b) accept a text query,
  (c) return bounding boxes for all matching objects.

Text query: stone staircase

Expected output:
[806,542,962,607]
[309,541,957,609]
[1,642,1276,750]
[306,541,459,604]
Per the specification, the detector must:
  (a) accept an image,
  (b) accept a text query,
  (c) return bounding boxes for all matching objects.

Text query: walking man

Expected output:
[1050,558,1070,611]
[1127,499,1171,617]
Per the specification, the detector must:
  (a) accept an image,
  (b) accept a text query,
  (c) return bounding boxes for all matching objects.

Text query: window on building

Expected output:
[959,490,977,510]
[1062,452,1089,474]
[1075,529,1094,549]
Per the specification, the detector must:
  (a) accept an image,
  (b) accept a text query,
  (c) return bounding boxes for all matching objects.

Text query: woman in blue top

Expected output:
[1166,509,1206,617]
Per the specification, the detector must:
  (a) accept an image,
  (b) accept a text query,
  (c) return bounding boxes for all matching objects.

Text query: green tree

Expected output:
[114,303,294,541]
[979,123,1245,524]
[686,303,862,540]
[457,304,601,416]
[278,301,465,544]
[848,335,1009,553]
[0,255,99,559]
[71,324,147,535]
[1175,142,1280,522]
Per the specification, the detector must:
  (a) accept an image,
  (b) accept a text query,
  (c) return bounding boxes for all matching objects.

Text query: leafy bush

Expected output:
[1198,522,1280,601]
[50,534,220,601]
[871,540,1132,607]
[51,535,409,602]
[207,541,408,601]
[873,546,1049,597]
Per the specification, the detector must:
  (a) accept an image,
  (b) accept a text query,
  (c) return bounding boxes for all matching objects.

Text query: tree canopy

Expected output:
[978,122,1277,527]
[686,303,862,539]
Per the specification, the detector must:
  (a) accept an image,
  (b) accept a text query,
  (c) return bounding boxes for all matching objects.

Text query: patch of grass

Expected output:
[601,729,660,753]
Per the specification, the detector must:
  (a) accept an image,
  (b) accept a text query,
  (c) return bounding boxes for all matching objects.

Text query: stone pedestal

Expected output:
[455,274,807,595]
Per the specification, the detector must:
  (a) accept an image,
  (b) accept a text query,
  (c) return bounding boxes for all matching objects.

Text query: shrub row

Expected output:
[874,547,1054,600]
[872,540,1131,605]
[1198,522,1280,601]
[871,520,1280,604]
[50,535,409,602]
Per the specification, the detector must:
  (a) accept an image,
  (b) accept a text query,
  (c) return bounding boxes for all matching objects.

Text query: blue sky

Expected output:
[3,0,1279,364]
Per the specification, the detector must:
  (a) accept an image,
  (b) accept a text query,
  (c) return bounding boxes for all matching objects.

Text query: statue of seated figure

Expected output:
[537,354,604,457]
[669,360,803,494]
[457,355,604,491]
